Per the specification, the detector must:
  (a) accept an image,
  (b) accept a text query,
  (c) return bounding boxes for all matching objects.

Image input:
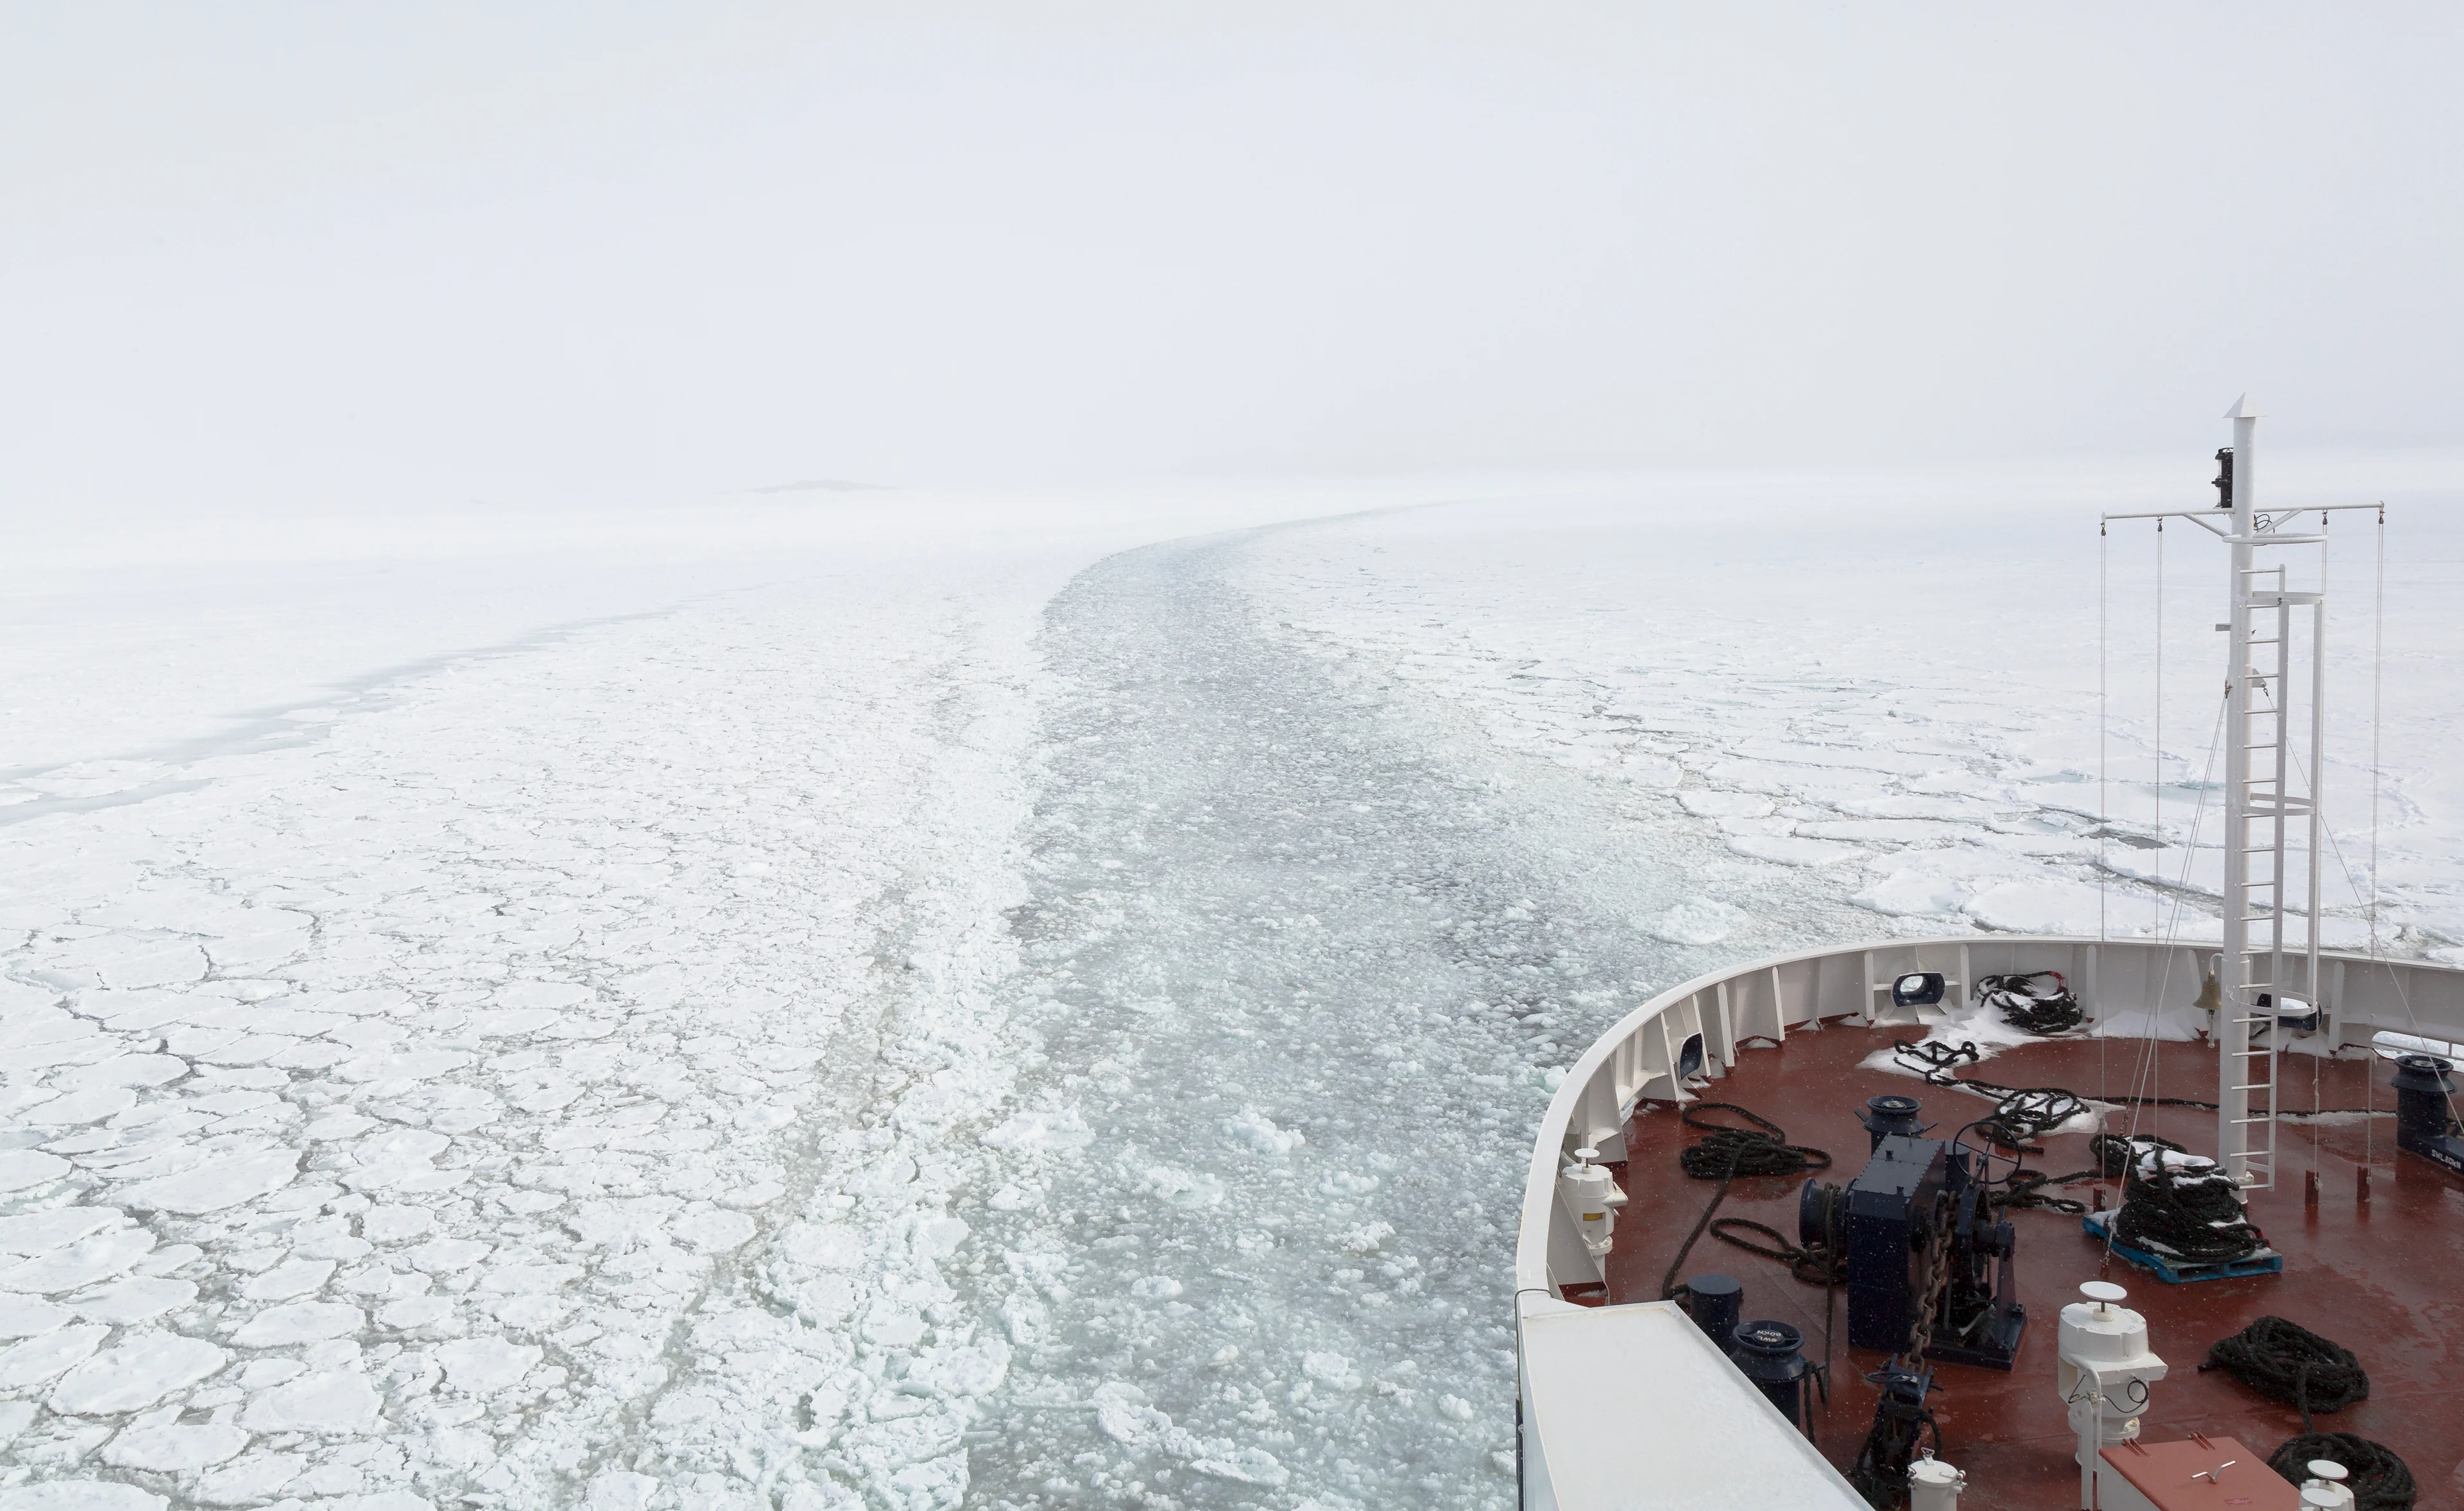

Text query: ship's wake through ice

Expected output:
[955,533,1867,1510]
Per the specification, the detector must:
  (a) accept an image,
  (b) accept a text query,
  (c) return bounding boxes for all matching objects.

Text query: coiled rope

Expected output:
[1892,1039,1980,1084]
[2266,1434,2415,1510]
[1976,971,2086,1035]
[1974,1087,2089,1150]
[1676,1103,1833,1179]
[2092,1131,2184,1174]
[2112,1148,2265,1263]
[2199,1319,2411,1509]
[1659,1104,1833,1304]
[2200,1316,2370,1414]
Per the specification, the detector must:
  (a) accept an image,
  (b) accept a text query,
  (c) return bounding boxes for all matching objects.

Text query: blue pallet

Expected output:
[2081,1213,2284,1284]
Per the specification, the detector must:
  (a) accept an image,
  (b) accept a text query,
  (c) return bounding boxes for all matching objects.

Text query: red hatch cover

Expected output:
[2098,1437,2296,1510]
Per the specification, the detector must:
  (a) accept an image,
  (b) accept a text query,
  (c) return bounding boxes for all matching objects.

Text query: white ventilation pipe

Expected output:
[1557,1147,1627,1258]
[2058,1281,2167,1510]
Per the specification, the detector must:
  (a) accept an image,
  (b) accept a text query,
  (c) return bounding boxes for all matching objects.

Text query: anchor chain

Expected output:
[1851,1191,1955,1508]
[1900,1189,1954,1367]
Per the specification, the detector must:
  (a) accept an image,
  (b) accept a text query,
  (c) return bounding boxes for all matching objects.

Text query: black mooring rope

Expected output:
[1706,1217,1848,1286]
[2113,1150,2265,1263]
[2266,1433,2415,1511]
[2091,1131,2184,1174]
[1975,971,2087,1035]
[1659,1140,1745,1304]
[1990,1167,2099,1216]
[2199,1319,2409,1509]
[1972,1086,2089,1150]
[2200,1317,2370,1416]
[1676,1103,1833,1179]
[1660,1104,1833,1304]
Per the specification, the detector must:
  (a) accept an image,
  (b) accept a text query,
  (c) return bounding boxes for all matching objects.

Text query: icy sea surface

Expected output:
[0,563,1063,1511]
[2,470,2458,1511]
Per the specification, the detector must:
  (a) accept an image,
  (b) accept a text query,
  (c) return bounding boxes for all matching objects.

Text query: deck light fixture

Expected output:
[1892,972,1946,1009]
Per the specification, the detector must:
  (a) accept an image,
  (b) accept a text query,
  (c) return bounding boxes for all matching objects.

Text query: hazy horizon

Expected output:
[7,4,2460,509]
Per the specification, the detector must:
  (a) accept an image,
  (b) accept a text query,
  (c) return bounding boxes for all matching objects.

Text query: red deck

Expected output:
[1591,1023,2464,1508]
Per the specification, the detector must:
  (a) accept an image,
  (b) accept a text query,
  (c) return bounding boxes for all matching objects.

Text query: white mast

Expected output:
[2104,402,2358,1193]
[2216,394,2268,1189]
[2213,394,2329,1193]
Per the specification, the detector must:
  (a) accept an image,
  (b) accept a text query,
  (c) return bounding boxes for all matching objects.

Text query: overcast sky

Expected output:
[5,4,2459,508]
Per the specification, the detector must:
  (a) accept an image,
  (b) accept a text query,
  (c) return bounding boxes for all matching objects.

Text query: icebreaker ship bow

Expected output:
[1512,401,2464,1511]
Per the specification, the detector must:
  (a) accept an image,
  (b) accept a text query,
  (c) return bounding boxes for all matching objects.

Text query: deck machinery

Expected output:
[1827,1132,2024,1372]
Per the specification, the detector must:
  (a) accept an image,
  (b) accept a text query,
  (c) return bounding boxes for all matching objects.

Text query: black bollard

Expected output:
[2390,1055,2464,1176]
[1684,1272,1741,1354]
[1856,1095,1929,1151]
[1731,1319,1815,1431]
